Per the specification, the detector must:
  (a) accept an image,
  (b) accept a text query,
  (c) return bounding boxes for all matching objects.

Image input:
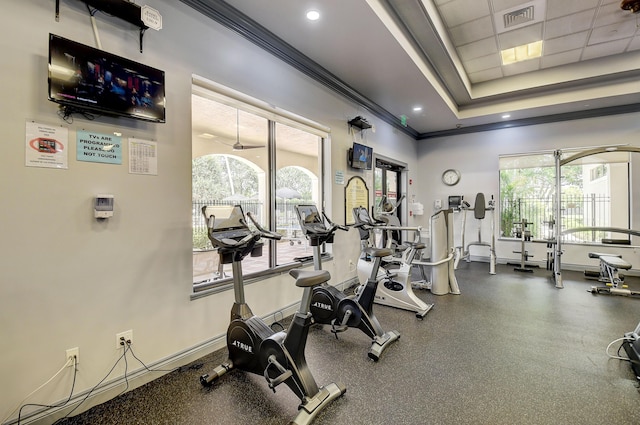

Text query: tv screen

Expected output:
[48,34,166,123]
[350,142,373,170]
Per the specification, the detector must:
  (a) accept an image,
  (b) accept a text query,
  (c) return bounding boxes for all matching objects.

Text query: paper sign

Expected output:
[77,130,122,164]
[129,138,158,175]
[25,121,68,169]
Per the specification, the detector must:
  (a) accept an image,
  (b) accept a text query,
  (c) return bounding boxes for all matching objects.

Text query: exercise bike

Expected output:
[353,206,434,319]
[294,204,400,361]
[199,205,345,425]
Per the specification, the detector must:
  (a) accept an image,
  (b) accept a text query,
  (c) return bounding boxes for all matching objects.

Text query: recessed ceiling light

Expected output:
[502,114,511,119]
[501,40,543,65]
[199,133,215,139]
[413,106,423,112]
[306,10,320,21]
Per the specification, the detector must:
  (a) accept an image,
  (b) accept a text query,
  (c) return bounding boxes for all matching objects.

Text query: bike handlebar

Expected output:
[246,212,282,241]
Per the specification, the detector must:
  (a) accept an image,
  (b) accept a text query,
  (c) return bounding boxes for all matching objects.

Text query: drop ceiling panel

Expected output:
[541,48,583,68]
[464,53,502,73]
[496,22,543,49]
[543,31,589,55]
[547,0,601,20]
[545,10,596,39]
[438,0,491,27]
[589,20,639,45]
[458,37,499,61]
[449,16,495,45]
[583,39,631,60]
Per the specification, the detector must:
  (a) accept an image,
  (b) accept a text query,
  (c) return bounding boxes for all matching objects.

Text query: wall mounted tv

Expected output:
[349,142,373,170]
[48,34,165,123]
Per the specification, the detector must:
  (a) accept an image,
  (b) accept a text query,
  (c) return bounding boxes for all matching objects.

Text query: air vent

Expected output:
[504,6,535,29]
[494,0,546,34]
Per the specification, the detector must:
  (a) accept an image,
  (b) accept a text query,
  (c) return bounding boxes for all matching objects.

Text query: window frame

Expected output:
[191,75,329,298]
[498,147,631,244]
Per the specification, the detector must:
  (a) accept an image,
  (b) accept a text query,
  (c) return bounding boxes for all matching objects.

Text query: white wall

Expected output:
[415,114,640,272]
[0,1,419,423]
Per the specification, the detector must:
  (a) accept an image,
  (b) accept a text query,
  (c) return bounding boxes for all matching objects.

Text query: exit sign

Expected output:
[141,5,162,30]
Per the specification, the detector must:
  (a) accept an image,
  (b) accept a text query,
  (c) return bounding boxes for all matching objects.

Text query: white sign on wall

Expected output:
[25,121,68,169]
[129,138,158,175]
[141,5,162,30]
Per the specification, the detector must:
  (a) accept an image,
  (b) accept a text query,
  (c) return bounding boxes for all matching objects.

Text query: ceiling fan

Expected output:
[231,109,264,151]
[621,0,640,13]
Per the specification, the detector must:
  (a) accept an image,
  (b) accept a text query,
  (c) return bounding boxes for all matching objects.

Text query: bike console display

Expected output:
[295,204,334,245]
[202,205,262,263]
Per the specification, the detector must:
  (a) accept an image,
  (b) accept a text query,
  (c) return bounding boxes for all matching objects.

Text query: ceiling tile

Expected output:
[543,31,589,55]
[544,10,596,39]
[491,0,532,13]
[582,38,630,60]
[463,53,502,73]
[502,57,541,76]
[449,16,495,46]
[593,2,633,27]
[468,67,503,83]
[588,20,639,45]
[541,48,583,68]
[497,22,543,50]
[457,37,499,61]
[438,0,491,27]
[546,0,600,20]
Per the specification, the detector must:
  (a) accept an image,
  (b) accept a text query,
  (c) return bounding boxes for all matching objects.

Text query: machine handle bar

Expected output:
[246,212,283,241]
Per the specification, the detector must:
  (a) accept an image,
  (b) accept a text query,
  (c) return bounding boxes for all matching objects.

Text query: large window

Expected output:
[499,149,629,243]
[191,79,325,293]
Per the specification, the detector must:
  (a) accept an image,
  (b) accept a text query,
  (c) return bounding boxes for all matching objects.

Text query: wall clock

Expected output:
[442,169,461,186]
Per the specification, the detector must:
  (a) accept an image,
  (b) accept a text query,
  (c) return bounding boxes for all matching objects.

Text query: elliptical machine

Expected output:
[199,205,345,425]
[294,204,400,361]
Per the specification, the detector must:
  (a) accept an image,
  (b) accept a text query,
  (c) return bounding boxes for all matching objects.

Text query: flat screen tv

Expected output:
[350,142,373,170]
[48,34,165,123]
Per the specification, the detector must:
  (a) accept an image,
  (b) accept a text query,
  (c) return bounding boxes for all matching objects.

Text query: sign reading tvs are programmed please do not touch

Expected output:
[76,130,122,164]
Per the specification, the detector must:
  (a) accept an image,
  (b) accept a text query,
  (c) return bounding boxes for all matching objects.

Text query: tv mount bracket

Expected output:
[55,0,149,53]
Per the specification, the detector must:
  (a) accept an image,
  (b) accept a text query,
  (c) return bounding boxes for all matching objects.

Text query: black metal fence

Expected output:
[500,194,613,242]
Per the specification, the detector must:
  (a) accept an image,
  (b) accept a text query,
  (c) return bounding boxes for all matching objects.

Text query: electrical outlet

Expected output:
[66,347,79,366]
[116,330,133,349]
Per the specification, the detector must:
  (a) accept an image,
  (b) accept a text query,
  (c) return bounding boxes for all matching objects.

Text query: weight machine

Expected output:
[453,193,497,275]
[552,146,640,288]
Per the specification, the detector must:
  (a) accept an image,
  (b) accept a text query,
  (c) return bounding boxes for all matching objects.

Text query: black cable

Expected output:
[52,345,129,424]
[126,342,178,373]
[17,356,78,425]
[57,105,97,124]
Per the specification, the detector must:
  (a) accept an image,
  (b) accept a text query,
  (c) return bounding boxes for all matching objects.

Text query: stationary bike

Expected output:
[199,205,345,425]
[353,206,434,319]
[294,204,400,361]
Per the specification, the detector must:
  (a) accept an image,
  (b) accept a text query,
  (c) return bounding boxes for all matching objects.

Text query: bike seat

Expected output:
[289,269,330,287]
[363,247,393,258]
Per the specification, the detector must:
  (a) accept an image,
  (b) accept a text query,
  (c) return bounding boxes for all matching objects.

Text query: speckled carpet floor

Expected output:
[59,262,640,424]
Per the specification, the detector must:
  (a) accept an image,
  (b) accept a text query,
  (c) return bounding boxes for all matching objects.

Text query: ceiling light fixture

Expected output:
[621,0,640,13]
[199,133,215,139]
[502,114,511,119]
[306,10,320,21]
[413,106,423,112]
[501,40,543,65]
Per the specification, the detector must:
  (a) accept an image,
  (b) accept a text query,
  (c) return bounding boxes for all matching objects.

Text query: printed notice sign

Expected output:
[129,138,158,175]
[76,130,122,164]
[25,121,68,169]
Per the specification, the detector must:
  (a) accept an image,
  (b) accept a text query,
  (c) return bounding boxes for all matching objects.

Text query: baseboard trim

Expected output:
[14,301,303,425]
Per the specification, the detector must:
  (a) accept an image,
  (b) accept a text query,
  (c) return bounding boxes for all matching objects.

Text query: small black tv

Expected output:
[48,34,165,123]
[349,142,373,170]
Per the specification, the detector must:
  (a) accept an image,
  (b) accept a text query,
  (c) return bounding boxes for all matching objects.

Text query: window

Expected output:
[192,77,326,293]
[499,149,629,243]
